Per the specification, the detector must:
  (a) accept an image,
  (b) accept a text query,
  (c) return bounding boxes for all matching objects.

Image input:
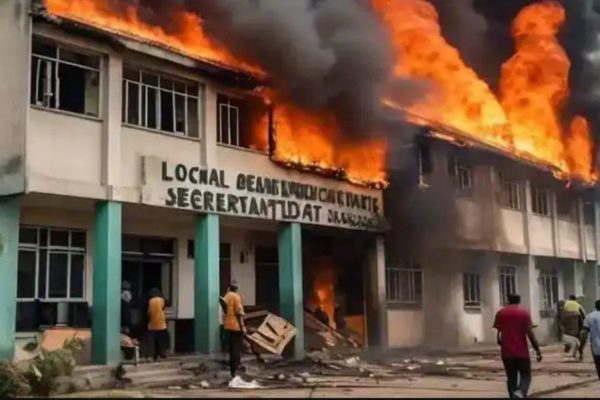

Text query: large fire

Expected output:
[372,0,596,182]
[45,0,596,184]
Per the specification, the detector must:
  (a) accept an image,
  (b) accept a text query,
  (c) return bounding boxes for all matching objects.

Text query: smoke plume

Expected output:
[104,0,425,140]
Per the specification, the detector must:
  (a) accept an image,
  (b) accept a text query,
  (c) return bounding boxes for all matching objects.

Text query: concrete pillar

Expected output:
[194,214,220,354]
[481,253,500,343]
[519,256,540,325]
[92,201,122,365]
[0,196,20,360]
[563,261,577,299]
[100,53,122,196]
[365,235,388,351]
[583,262,599,312]
[201,86,218,167]
[278,222,304,360]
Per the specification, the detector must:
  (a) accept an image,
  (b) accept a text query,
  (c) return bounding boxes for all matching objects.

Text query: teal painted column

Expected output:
[92,201,122,365]
[194,213,220,354]
[278,222,305,360]
[0,196,20,360]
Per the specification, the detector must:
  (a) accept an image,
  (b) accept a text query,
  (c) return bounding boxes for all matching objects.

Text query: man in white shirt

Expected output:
[583,300,600,380]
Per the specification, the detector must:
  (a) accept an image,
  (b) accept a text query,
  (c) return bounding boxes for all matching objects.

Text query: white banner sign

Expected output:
[141,157,384,231]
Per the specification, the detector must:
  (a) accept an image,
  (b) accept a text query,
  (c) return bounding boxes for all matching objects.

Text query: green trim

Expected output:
[0,196,20,360]
[278,222,305,360]
[92,201,122,365]
[194,214,220,354]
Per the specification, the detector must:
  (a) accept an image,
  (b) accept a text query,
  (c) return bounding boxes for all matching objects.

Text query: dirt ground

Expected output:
[57,345,600,398]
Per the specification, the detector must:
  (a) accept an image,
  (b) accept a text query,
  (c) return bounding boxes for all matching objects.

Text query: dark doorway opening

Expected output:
[255,245,279,314]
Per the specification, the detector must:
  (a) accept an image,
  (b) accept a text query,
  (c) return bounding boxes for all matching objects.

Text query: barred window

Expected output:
[386,262,423,305]
[531,186,551,216]
[30,37,100,117]
[463,271,481,309]
[17,226,86,301]
[500,178,521,210]
[122,66,199,137]
[499,266,517,306]
[539,270,559,312]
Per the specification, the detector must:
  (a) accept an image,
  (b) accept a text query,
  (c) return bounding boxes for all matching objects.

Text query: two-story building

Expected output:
[385,130,600,349]
[0,1,388,364]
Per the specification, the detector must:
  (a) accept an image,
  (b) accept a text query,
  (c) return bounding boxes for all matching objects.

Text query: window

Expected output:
[386,261,423,305]
[556,193,576,220]
[217,94,242,147]
[539,270,559,313]
[447,155,473,193]
[531,186,551,216]
[122,67,199,137]
[17,227,86,301]
[500,176,521,210]
[463,271,481,309]
[499,266,517,306]
[417,141,433,187]
[584,201,595,225]
[30,37,100,116]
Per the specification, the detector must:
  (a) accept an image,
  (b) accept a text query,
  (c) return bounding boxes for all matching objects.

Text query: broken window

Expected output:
[386,261,423,305]
[499,175,521,211]
[531,186,551,216]
[122,66,199,138]
[217,94,269,152]
[539,270,559,314]
[30,37,100,117]
[463,271,481,309]
[499,266,517,306]
[556,192,576,220]
[17,226,86,301]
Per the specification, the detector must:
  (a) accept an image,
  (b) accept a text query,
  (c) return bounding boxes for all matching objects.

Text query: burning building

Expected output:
[0,0,390,363]
[1,0,600,362]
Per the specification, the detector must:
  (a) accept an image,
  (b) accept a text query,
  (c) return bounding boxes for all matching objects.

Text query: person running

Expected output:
[562,294,587,360]
[583,300,600,381]
[494,293,543,399]
[223,281,245,378]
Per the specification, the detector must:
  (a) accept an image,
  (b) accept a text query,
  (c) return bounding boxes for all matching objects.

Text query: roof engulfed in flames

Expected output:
[44,0,597,186]
[373,0,596,183]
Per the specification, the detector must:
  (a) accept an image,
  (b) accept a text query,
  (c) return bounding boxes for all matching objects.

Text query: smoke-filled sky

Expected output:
[102,0,600,144]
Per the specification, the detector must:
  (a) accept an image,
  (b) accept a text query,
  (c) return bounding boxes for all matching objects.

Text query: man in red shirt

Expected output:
[494,294,542,399]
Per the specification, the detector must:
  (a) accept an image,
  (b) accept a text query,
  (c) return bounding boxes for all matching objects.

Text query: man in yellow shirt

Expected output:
[223,280,245,377]
[147,288,168,361]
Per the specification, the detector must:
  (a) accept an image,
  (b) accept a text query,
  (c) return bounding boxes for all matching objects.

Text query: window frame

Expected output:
[499,265,517,306]
[30,36,101,117]
[17,226,87,302]
[122,66,200,138]
[539,269,559,315]
[217,94,242,148]
[531,186,551,217]
[447,154,473,195]
[386,261,424,306]
[500,176,521,211]
[463,270,482,310]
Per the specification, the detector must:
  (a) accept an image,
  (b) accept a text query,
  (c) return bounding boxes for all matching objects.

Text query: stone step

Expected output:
[124,367,183,379]
[130,372,196,388]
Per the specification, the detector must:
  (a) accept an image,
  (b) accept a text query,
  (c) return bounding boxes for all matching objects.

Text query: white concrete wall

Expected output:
[557,220,580,258]
[497,208,526,252]
[529,216,554,256]
[0,0,29,195]
[387,309,424,348]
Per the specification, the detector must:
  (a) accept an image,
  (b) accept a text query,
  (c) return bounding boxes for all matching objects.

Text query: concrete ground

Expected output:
[57,345,600,398]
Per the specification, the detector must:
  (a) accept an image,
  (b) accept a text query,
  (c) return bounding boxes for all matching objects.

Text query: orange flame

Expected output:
[45,0,388,187]
[45,0,263,76]
[373,0,596,182]
[307,258,337,325]
[500,1,595,182]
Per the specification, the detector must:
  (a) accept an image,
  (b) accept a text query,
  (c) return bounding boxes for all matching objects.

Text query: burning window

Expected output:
[122,67,199,138]
[30,37,100,117]
[531,186,551,217]
[499,265,517,306]
[499,175,521,211]
[539,270,559,313]
[217,94,268,152]
[17,226,86,301]
[386,261,423,305]
[463,271,481,310]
